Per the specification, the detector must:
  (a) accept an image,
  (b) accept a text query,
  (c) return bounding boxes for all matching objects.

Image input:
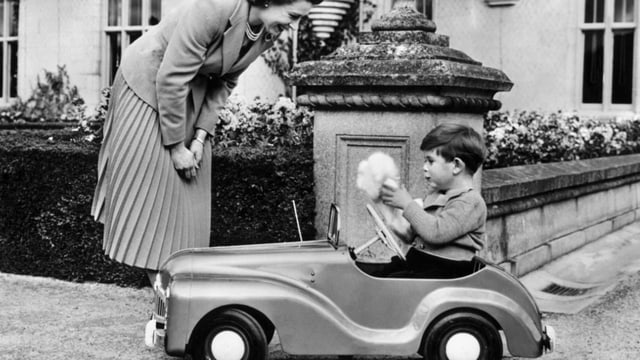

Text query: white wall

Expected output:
[19,0,103,109]
[17,0,285,112]
[435,0,581,112]
[362,0,584,113]
[17,0,592,113]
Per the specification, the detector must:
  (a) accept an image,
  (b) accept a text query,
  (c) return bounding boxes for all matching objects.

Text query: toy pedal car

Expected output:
[145,204,555,360]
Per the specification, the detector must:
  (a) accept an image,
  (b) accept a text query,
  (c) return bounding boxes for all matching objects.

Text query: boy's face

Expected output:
[422,148,456,192]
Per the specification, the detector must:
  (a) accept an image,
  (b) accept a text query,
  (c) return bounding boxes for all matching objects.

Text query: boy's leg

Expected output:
[405,249,473,278]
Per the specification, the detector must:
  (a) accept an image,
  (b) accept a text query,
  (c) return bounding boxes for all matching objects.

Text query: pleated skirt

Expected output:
[91,72,211,270]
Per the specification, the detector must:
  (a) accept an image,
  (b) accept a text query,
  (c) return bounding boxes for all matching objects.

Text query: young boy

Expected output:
[380,123,488,278]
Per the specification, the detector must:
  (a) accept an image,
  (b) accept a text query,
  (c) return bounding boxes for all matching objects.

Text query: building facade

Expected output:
[9,0,284,112]
[368,0,638,116]
[3,0,638,116]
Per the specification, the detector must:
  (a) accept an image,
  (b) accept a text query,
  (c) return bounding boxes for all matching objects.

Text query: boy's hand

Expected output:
[381,182,413,210]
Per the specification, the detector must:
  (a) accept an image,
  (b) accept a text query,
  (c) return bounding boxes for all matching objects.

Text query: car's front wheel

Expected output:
[192,309,268,360]
[423,312,502,360]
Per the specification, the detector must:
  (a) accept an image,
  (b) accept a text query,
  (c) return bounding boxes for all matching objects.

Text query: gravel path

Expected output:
[1,270,639,360]
[532,271,640,360]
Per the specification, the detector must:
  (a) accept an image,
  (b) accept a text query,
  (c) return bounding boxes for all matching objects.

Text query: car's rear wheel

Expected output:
[192,309,268,360]
[423,312,502,360]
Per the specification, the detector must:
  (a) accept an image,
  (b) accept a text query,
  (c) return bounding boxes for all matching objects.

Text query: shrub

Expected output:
[0,130,146,286]
[211,146,315,245]
[75,87,110,143]
[483,111,640,169]
[0,129,314,287]
[0,65,87,124]
[215,94,313,149]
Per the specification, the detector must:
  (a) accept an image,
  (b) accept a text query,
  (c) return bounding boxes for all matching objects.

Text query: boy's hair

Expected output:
[420,123,487,174]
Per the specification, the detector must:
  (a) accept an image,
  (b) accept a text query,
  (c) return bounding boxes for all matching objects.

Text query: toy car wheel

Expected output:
[263,323,275,344]
[192,309,268,360]
[423,312,502,360]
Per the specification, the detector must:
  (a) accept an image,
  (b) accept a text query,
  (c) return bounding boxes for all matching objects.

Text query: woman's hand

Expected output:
[381,183,413,210]
[189,139,204,168]
[170,143,197,180]
[189,129,207,168]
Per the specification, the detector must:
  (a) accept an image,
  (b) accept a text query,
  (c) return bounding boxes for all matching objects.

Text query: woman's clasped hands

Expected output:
[170,139,203,180]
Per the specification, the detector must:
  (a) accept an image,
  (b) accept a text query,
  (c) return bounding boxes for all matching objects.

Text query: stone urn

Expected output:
[288,5,513,249]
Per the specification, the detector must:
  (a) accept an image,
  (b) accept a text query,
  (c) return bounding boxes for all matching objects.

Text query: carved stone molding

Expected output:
[288,6,513,106]
[296,94,502,112]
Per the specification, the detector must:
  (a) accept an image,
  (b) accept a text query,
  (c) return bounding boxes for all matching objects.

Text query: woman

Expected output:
[91,0,321,279]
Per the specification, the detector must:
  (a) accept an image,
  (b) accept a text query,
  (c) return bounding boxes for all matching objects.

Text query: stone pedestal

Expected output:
[288,6,512,250]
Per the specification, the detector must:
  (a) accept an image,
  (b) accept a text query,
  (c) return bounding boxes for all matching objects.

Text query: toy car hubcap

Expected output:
[445,332,481,360]
[210,330,246,360]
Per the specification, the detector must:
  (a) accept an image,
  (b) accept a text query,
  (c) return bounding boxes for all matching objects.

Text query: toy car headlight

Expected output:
[154,273,170,299]
[154,273,162,291]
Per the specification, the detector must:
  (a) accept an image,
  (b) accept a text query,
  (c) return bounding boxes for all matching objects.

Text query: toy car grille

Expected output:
[155,292,167,318]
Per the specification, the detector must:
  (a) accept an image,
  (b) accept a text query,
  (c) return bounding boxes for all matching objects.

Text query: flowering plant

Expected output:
[0,66,86,125]
[215,94,313,149]
[73,87,110,143]
[21,66,86,123]
[484,111,640,169]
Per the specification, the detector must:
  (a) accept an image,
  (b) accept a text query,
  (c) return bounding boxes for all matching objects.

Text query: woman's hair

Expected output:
[248,0,323,7]
[420,123,487,174]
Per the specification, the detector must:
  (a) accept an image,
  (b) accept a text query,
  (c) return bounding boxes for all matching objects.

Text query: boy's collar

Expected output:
[444,186,474,198]
[424,186,474,207]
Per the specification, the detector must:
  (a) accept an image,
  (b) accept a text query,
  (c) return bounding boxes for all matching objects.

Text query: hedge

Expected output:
[484,111,640,169]
[0,129,314,287]
[5,106,640,287]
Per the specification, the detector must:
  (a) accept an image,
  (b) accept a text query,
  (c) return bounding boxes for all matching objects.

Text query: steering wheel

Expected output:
[364,204,407,261]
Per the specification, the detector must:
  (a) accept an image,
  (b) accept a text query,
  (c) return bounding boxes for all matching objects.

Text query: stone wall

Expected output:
[482,154,640,276]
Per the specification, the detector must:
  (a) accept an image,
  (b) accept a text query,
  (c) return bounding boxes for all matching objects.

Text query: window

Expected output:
[0,0,18,101]
[416,0,433,19]
[581,0,636,107]
[104,0,161,84]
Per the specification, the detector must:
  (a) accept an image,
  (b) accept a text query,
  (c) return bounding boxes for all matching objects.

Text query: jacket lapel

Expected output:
[220,0,247,75]
[229,35,274,73]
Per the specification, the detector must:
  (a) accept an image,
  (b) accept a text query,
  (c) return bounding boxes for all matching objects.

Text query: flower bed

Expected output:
[484,111,640,169]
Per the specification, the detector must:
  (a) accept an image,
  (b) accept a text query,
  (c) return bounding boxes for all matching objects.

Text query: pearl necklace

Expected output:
[245,23,264,41]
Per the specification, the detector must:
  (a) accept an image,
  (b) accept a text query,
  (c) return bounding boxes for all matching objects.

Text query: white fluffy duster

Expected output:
[356,152,416,244]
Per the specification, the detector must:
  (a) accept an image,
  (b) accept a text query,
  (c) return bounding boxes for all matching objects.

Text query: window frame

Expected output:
[578,0,639,113]
[0,0,18,102]
[102,0,161,87]
[359,0,435,32]
[416,0,434,20]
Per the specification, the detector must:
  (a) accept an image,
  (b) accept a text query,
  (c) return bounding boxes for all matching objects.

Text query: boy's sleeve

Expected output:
[403,197,485,245]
